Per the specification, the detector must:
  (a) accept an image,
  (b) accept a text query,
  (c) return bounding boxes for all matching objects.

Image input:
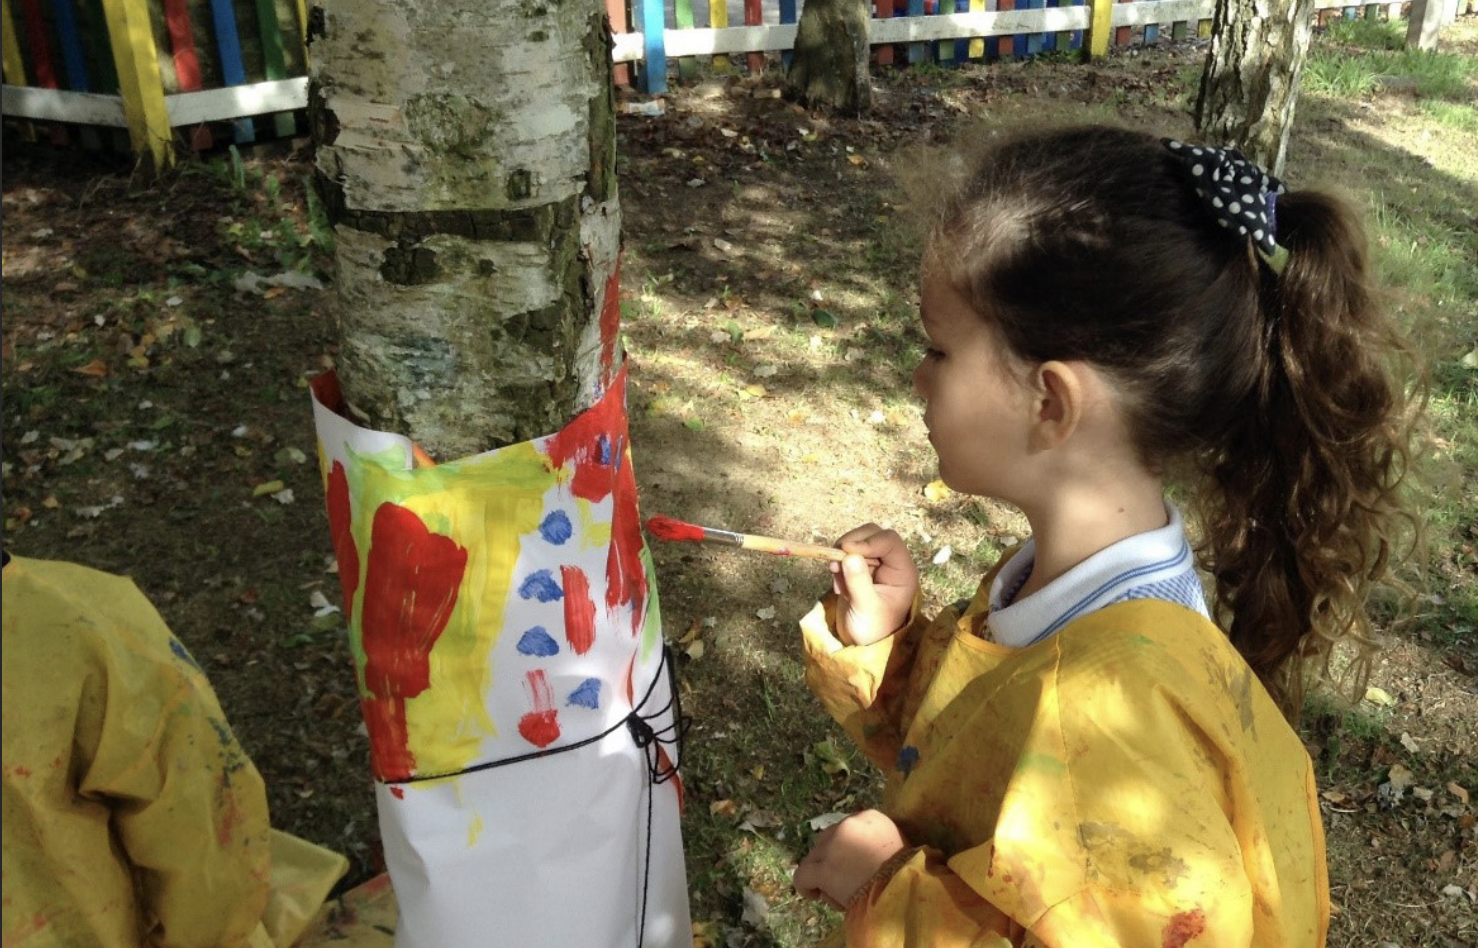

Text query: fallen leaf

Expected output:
[750,764,765,781]
[814,738,851,777]
[1386,762,1415,791]
[932,545,953,565]
[678,619,703,646]
[684,640,706,661]
[1449,782,1469,805]
[1400,732,1420,754]
[755,606,776,620]
[72,358,109,378]
[691,921,719,948]
[1364,685,1396,707]
[309,590,340,617]
[271,488,295,505]
[1412,786,1434,803]
[41,495,60,509]
[740,384,767,399]
[808,811,849,831]
[709,799,738,818]
[252,479,286,498]
[740,889,770,927]
[923,480,953,504]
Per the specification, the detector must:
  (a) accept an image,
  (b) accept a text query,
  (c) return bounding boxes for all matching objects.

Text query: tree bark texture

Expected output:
[1194,0,1314,177]
[309,0,621,459]
[784,0,872,114]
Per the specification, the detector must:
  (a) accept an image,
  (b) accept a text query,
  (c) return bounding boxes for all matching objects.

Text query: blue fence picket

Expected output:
[206,0,256,141]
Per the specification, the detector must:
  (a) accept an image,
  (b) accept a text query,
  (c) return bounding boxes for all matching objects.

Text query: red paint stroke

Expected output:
[1162,908,1207,948]
[518,670,561,748]
[544,367,649,634]
[622,654,636,708]
[598,264,622,386]
[657,746,685,813]
[326,461,360,620]
[607,446,648,635]
[644,515,705,543]
[561,565,597,655]
[544,366,627,503]
[216,787,247,847]
[389,787,405,799]
[359,503,468,781]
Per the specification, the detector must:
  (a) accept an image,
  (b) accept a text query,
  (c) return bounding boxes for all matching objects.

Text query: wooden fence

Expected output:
[2,0,1402,167]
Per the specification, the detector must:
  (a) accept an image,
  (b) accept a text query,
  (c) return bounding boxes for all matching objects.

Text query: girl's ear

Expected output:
[1029,360,1085,450]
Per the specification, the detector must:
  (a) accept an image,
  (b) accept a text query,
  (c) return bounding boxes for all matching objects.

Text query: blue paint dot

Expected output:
[596,433,612,466]
[567,678,602,709]
[896,745,920,776]
[516,627,560,657]
[518,570,564,602]
[539,510,573,545]
[169,637,202,671]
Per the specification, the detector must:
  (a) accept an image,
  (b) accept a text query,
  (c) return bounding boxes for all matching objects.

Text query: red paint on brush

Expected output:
[359,503,469,781]
[518,671,561,748]
[645,515,706,543]
[1162,909,1207,948]
[326,461,360,620]
[561,565,597,655]
[389,787,405,800]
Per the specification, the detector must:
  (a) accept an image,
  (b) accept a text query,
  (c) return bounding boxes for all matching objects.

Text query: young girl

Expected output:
[790,126,1415,947]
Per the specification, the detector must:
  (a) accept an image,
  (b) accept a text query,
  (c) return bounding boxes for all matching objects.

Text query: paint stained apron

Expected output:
[312,364,691,948]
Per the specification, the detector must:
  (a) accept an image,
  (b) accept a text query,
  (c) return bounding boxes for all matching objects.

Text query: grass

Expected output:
[1304,42,1478,100]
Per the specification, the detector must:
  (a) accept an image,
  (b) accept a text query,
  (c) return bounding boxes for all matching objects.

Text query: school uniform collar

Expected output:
[986,502,1196,648]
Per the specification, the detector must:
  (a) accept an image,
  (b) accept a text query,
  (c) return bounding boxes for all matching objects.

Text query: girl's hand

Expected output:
[793,809,908,910]
[831,524,919,646]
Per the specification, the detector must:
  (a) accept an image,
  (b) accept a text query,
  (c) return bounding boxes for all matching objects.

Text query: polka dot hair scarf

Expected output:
[1162,139,1290,273]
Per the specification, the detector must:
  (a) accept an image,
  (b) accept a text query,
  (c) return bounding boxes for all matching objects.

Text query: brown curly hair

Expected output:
[929,125,1419,718]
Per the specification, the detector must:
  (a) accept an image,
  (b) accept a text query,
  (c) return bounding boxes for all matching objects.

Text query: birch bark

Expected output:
[1194,0,1314,177]
[309,0,620,459]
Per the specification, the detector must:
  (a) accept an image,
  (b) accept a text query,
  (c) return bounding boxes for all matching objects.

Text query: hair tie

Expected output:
[1162,139,1289,273]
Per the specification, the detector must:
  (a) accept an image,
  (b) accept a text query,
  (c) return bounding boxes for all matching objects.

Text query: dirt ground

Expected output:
[3,29,1475,948]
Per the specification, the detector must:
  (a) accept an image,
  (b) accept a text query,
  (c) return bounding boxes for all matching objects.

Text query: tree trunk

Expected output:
[1194,0,1314,177]
[785,0,873,114]
[309,0,621,459]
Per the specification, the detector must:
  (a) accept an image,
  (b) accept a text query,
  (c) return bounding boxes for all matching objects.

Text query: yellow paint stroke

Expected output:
[467,812,484,848]
[351,440,553,776]
[576,496,612,550]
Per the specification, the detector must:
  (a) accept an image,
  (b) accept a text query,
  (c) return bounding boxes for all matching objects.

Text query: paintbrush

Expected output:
[646,514,859,563]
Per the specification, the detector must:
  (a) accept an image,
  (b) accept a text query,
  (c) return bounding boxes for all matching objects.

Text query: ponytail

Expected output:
[1197,190,1420,716]
[931,127,1421,720]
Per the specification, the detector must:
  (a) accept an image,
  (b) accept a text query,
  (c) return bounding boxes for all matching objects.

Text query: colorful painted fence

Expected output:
[1,0,306,167]
[2,0,1407,164]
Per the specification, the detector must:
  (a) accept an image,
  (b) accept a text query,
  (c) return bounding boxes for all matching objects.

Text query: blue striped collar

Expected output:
[986,503,1205,648]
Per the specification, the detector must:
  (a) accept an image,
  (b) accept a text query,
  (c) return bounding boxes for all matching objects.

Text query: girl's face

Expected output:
[913,272,1035,503]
